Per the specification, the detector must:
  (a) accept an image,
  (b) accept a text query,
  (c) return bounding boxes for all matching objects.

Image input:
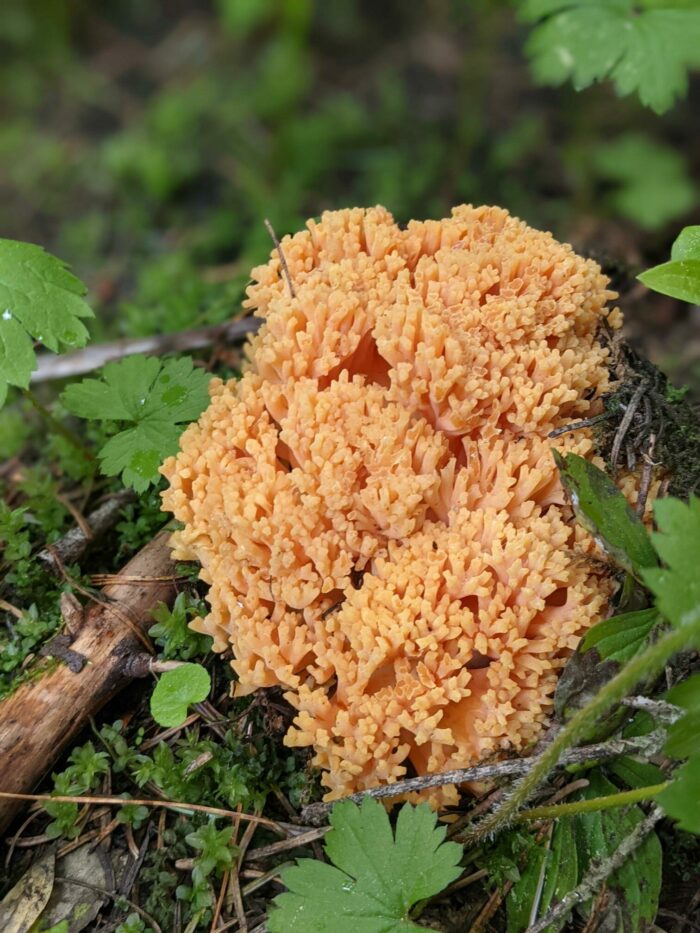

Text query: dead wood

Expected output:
[37,489,136,573]
[0,531,178,834]
[30,316,260,384]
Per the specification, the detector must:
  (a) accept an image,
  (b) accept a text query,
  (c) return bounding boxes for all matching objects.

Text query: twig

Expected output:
[38,489,135,573]
[0,790,285,832]
[264,219,296,299]
[459,608,700,845]
[301,730,666,825]
[548,413,613,439]
[525,806,664,933]
[622,695,683,723]
[31,317,261,384]
[610,383,646,471]
[0,598,23,619]
[245,827,329,862]
[637,432,657,517]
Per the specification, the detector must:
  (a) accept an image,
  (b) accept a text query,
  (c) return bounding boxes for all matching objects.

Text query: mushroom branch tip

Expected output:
[161,204,622,806]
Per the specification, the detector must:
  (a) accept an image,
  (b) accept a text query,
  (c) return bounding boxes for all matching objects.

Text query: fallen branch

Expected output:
[0,531,178,834]
[30,316,261,383]
[0,790,284,832]
[301,730,666,825]
[38,489,135,573]
[526,805,664,933]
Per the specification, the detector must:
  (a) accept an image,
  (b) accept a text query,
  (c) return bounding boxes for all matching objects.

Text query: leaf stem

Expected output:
[517,782,669,823]
[22,388,93,461]
[459,608,700,845]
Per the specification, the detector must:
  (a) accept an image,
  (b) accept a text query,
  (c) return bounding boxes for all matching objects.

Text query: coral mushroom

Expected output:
[161,204,621,805]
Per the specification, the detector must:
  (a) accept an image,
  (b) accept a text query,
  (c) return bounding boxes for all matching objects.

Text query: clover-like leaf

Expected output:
[150,663,211,728]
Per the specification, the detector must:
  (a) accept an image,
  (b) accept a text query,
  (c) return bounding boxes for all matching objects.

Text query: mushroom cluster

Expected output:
[161,205,620,805]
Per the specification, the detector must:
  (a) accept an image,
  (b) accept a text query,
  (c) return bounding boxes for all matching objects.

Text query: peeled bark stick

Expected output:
[31,316,261,384]
[0,530,178,834]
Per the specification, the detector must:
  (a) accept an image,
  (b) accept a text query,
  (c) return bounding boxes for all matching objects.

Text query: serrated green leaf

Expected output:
[520,0,700,113]
[98,420,183,492]
[150,663,211,728]
[62,355,162,420]
[657,757,700,833]
[664,710,700,760]
[268,798,463,933]
[666,672,700,712]
[573,772,662,931]
[592,135,696,231]
[0,239,93,406]
[554,452,657,578]
[61,354,211,491]
[662,673,700,760]
[579,608,659,664]
[642,497,700,628]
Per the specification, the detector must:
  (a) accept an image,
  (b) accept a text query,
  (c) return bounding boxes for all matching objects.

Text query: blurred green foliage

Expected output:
[0,0,697,355]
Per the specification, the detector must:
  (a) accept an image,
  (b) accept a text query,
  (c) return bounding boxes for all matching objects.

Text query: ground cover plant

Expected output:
[1,2,699,931]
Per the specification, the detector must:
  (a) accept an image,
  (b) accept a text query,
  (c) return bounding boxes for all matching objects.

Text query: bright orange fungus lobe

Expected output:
[161,205,621,805]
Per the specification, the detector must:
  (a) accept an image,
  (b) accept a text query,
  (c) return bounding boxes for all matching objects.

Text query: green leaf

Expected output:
[592,135,696,231]
[638,224,700,301]
[268,798,463,933]
[61,355,210,491]
[506,843,548,933]
[579,608,659,664]
[662,673,700,760]
[150,663,211,728]
[657,757,700,834]
[507,819,578,933]
[520,1,700,113]
[554,452,658,578]
[638,260,700,305]
[0,239,93,406]
[671,225,700,261]
[642,497,700,629]
[573,771,662,931]
[607,757,666,790]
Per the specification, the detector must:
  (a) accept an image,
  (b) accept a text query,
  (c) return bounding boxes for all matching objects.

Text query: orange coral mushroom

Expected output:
[161,204,620,805]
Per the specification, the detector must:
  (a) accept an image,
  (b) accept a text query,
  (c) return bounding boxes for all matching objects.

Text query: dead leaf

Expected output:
[0,850,55,933]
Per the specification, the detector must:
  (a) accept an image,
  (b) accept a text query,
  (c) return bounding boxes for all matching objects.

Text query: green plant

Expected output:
[61,354,211,491]
[149,593,213,661]
[639,225,700,304]
[519,0,700,113]
[150,663,211,728]
[507,772,662,931]
[42,739,110,838]
[591,135,696,230]
[268,798,463,932]
[0,238,93,406]
[115,915,151,933]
